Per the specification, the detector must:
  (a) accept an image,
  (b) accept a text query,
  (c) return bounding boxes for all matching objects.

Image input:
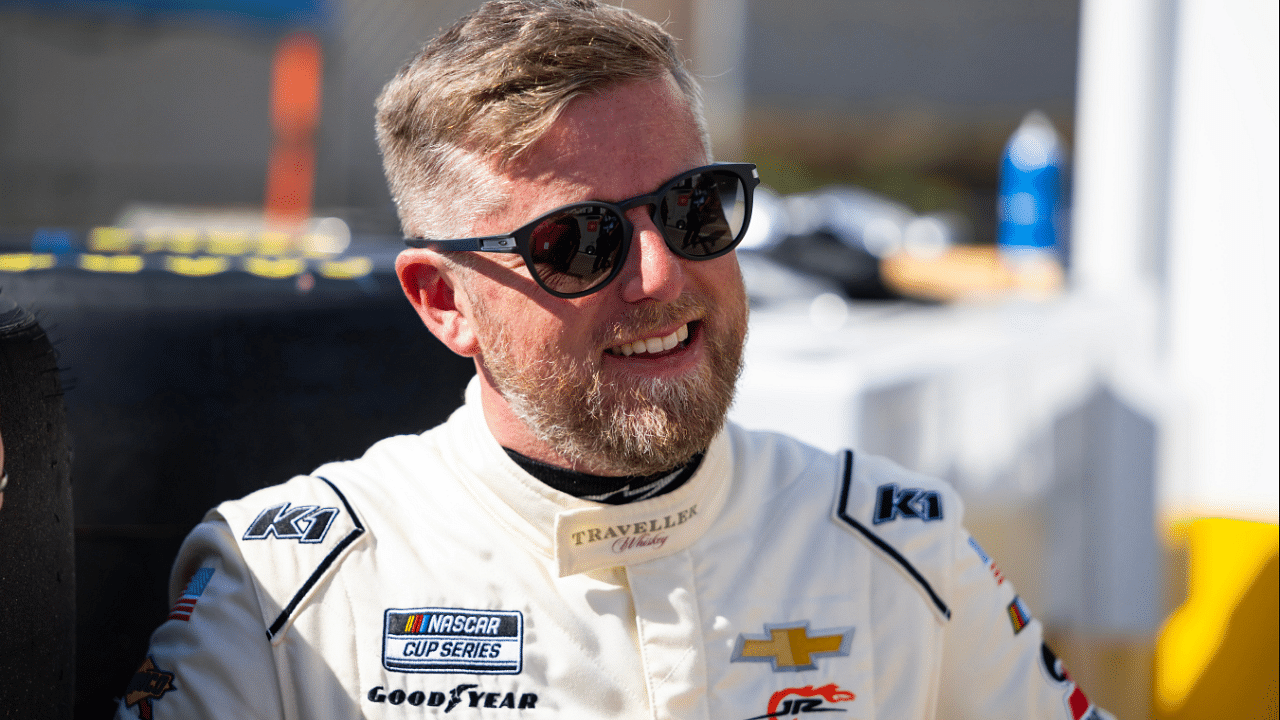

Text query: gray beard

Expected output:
[477,295,745,476]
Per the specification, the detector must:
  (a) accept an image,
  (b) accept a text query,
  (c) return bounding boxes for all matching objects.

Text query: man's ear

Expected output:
[395,249,480,357]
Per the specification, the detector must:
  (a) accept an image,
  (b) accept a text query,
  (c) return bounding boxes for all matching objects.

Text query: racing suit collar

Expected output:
[445,377,734,576]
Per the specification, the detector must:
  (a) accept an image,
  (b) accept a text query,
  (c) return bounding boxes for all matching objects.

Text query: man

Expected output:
[118,1,1113,718]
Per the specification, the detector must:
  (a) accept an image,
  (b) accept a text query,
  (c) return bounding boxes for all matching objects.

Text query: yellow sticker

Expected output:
[166,255,230,277]
[0,253,57,272]
[89,227,135,253]
[319,256,372,280]
[245,256,305,278]
[79,254,145,273]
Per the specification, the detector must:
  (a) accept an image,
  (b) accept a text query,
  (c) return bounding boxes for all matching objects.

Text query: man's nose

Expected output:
[618,207,686,303]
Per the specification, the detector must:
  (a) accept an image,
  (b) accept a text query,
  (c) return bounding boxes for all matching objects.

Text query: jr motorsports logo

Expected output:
[383,607,523,674]
[742,684,857,719]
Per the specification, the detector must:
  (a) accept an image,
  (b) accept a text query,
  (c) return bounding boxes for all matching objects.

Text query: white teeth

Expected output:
[610,323,690,356]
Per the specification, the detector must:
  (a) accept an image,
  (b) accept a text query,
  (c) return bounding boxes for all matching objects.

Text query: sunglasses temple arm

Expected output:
[404,236,521,253]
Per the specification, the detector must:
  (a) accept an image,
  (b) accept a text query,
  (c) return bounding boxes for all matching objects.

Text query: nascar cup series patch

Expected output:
[383,607,523,674]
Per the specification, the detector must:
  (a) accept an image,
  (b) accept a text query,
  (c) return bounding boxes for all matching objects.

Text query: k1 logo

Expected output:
[243,502,340,543]
[872,483,942,524]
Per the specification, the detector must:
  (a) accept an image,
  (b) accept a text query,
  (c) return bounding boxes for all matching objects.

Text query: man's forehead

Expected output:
[506,75,708,203]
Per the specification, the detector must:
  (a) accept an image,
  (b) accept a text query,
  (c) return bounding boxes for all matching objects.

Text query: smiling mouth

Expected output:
[606,322,692,357]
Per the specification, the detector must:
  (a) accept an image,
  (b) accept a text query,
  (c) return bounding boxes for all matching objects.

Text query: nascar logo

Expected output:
[383,607,523,674]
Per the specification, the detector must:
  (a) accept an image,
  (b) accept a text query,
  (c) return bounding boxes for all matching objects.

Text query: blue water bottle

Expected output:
[997,110,1063,261]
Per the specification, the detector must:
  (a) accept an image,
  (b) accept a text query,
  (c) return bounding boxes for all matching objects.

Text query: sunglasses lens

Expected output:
[528,205,626,295]
[659,170,748,258]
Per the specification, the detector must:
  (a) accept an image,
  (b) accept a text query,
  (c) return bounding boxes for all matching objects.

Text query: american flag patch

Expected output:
[168,567,216,622]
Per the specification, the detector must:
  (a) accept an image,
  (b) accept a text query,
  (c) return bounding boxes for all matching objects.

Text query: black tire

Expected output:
[2,260,474,717]
[0,297,76,720]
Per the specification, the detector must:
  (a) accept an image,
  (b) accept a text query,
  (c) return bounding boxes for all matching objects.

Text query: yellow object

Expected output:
[319,256,372,280]
[79,254,145,273]
[89,227,135,253]
[244,256,305,279]
[736,626,850,670]
[165,255,230,277]
[166,229,201,256]
[879,245,1064,302]
[1155,518,1278,719]
[0,253,56,272]
[207,231,252,256]
[257,232,292,256]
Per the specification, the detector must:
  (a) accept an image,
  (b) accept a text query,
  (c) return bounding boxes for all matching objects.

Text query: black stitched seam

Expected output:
[265,476,366,639]
[835,450,951,620]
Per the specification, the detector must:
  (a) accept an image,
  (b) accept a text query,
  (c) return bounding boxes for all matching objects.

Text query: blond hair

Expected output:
[374,0,708,239]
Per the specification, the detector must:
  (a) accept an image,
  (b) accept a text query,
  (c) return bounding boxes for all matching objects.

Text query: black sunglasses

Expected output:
[405,162,760,298]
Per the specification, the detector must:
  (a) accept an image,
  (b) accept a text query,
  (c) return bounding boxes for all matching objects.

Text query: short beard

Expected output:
[474,293,746,476]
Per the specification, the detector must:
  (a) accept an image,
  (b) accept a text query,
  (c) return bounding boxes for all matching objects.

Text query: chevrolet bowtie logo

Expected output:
[731,622,854,672]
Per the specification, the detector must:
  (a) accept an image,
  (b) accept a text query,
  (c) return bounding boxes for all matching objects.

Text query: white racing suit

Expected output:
[117,380,1114,719]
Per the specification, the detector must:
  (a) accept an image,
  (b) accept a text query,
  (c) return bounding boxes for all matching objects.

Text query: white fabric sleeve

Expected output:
[114,517,286,720]
[937,528,1117,720]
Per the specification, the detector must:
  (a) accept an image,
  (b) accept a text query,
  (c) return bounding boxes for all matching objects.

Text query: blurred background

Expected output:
[0,0,1275,718]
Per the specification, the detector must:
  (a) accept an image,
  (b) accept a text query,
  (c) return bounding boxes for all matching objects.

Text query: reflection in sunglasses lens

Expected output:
[530,206,624,294]
[661,171,742,257]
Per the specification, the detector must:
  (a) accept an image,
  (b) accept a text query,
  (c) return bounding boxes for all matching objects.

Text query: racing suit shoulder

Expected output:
[216,429,449,631]
[829,449,963,622]
[723,427,962,615]
[724,428,960,617]
[214,470,368,643]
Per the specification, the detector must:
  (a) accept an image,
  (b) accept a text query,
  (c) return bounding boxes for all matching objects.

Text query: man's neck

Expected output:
[503,448,703,505]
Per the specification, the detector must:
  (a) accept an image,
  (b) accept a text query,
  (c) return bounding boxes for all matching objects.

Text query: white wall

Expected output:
[1163,0,1279,519]
[1073,0,1279,520]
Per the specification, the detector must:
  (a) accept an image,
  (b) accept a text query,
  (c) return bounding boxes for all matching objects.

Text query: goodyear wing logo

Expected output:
[383,607,523,674]
[731,622,854,672]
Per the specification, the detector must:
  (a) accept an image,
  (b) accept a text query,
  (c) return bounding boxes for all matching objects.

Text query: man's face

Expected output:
[458,74,748,476]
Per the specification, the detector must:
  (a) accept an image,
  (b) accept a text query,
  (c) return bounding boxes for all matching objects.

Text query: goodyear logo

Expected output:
[383,607,523,674]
